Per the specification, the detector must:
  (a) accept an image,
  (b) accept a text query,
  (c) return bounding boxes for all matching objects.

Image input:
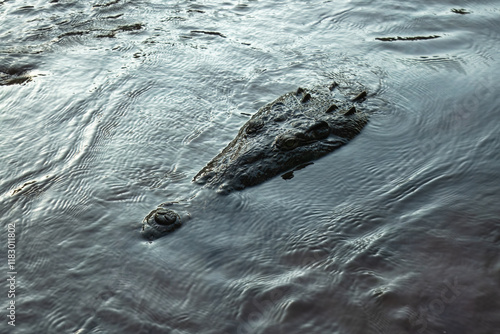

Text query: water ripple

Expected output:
[2,0,500,333]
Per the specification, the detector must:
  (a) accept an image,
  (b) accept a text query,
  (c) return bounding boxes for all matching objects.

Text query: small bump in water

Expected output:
[345,106,356,115]
[451,8,470,14]
[352,91,367,102]
[326,104,338,113]
[301,93,311,103]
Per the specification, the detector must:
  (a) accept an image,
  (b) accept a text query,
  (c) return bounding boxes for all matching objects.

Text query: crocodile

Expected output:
[141,83,370,240]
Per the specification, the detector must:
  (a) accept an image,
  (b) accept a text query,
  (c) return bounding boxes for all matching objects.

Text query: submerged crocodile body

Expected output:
[142,83,370,240]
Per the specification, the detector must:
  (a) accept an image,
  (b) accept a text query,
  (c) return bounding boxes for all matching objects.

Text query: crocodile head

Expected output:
[193,85,368,193]
[142,84,369,240]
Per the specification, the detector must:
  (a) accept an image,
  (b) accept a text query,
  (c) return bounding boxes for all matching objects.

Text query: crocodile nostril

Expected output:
[155,212,176,225]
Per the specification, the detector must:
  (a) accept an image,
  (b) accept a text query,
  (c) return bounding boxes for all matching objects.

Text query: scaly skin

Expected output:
[142,83,369,240]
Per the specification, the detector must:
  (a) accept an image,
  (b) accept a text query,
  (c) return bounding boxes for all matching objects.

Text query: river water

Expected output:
[1,0,500,333]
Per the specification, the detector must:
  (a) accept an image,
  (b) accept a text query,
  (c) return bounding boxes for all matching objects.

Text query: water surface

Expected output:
[1,0,499,333]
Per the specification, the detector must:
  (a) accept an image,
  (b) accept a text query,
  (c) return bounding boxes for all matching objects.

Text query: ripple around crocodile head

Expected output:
[143,83,370,240]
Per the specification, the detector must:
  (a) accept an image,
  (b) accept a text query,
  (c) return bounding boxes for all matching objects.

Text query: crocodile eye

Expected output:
[246,120,263,134]
[306,121,330,140]
[280,137,299,151]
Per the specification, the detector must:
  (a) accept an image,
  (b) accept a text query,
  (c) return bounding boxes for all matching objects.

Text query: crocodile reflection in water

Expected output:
[142,83,369,240]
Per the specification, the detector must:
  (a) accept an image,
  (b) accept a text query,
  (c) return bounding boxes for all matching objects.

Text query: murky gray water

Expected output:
[1,0,500,333]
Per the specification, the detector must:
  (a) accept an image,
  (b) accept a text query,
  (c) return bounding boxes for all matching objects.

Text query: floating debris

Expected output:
[105,14,124,19]
[116,23,144,32]
[191,30,226,38]
[0,65,34,86]
[93,0,120,8]
[97,23,144,38]
[375,35,441,42]
[58,31,90,39]
[451,8,471,15]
